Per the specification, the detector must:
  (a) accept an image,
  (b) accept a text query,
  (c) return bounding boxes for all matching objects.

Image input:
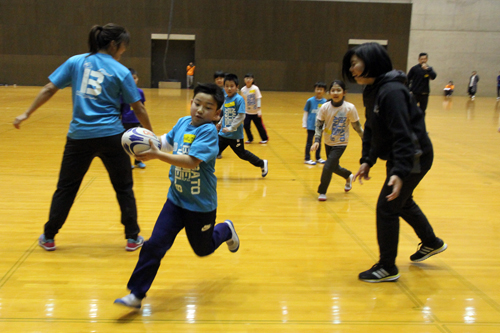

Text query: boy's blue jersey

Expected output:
[49,53,141,139]
[219,94,245,140]
[304,97,327,130]
[165,116,218,212]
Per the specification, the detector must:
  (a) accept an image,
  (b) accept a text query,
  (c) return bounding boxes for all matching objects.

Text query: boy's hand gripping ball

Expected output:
[121,127,161,156]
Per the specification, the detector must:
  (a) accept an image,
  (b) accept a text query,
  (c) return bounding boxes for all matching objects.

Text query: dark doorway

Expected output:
[151,39,195,88]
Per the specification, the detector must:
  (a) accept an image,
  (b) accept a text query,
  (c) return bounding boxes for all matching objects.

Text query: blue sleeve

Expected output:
[166,118,182,147]
[304,99,311,112]
[190,125,218,162]
[237,96,246,114]
[48,57,74,89]
[121,72,141,104]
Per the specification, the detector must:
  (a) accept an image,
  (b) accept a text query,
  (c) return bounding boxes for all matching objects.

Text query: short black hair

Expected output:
[193,83,224,110]
[128,68,137,76]
[314,81,327,90]
[328,80,346,91]
[244,73,254,78]
[342,42,393,83]
[214,70,225,79]
[419,52,428,58]
[224,73,239,86]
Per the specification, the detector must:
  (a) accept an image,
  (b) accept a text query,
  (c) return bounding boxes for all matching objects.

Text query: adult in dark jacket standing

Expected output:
[407,53,437,115]
[342,43,447,283]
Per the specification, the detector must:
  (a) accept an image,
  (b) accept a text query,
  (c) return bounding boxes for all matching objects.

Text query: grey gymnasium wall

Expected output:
[0,0,411,91]
[408,0,500,97]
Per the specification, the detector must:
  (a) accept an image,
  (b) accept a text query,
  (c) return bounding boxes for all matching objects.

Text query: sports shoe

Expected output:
[224,220,239,252]
[114,293,142,309]
[316,159,326,164]
[261,160,268,177]
[304,160,316,165]
[245,140,253,144]
[410,238,447,262]
[135,161,146,169]
[126,235,144,251]
[344,174,354,192]
[318,194,327,201]
[259,140,268,144]
[359,263,400,283]
[38,234,56,251]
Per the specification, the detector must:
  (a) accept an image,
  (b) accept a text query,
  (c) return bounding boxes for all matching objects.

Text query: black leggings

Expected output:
[376,152,437,267]
[218,136,263,167]
[44,134,139,239]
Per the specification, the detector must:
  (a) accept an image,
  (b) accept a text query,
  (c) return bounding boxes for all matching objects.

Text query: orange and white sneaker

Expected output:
[126,236,144,251]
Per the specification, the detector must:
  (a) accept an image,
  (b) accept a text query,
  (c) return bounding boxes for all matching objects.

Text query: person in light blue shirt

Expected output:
[303,82,327,165]
[114,83,240,309]
[217,74,268,177]
[13,23,152,252]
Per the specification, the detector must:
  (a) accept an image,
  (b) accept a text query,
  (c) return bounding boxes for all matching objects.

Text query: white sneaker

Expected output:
[224,220,240,252]
[316,159,326,164]
[304,160,316,165]
[318,194,327,201]
[345,174,354,192]
[261,160,268,177]
[114,293,142,309]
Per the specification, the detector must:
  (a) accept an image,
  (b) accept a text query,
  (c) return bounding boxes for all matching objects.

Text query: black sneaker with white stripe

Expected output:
[359,263,400,283]
[410,238,447,262]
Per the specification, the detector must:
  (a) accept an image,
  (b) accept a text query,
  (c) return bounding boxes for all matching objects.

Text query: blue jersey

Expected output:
[165,116,219,212]
[304,97,327,130]
[219,94,245,140]
[121,88,145,124]
[49,53,141,139]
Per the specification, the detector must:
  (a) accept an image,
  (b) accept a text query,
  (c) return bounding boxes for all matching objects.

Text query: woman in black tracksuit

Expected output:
[342,43,447,283]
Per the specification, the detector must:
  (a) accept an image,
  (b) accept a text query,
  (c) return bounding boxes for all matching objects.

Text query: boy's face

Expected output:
[418,55,428,65]
[224,80,238,97]
[132,74,139,85]
[244,77,253,87]
[190,93,222,127]
[314,87,325,99]
[330,84,345,103]
[215,77,224,87]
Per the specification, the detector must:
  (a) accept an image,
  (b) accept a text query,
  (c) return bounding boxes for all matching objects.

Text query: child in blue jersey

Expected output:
[13,23,152,252]
[217,74,268,177]
[214,70,226,159]
[303,82,327,165]
[114,83,239,309]
[121,68,147,169]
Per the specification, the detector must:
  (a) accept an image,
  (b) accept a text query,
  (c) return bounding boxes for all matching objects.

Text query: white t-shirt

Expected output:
[317,100,360,146]
[240,84,262,115]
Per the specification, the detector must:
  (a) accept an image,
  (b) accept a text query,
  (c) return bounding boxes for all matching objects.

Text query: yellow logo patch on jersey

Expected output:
[318,104,323,108]
[225,101,235,108]
[184,134,196,143]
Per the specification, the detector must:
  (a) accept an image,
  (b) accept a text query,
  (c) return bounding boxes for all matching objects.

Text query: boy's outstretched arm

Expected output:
[352,121,364,139]
[136,139,201,169]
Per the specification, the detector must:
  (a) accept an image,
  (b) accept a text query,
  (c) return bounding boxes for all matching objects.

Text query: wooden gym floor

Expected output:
[1,87,500,332]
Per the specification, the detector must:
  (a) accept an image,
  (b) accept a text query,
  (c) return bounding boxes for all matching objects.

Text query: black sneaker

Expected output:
[359,263,400,283]
[410,238,447,262]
